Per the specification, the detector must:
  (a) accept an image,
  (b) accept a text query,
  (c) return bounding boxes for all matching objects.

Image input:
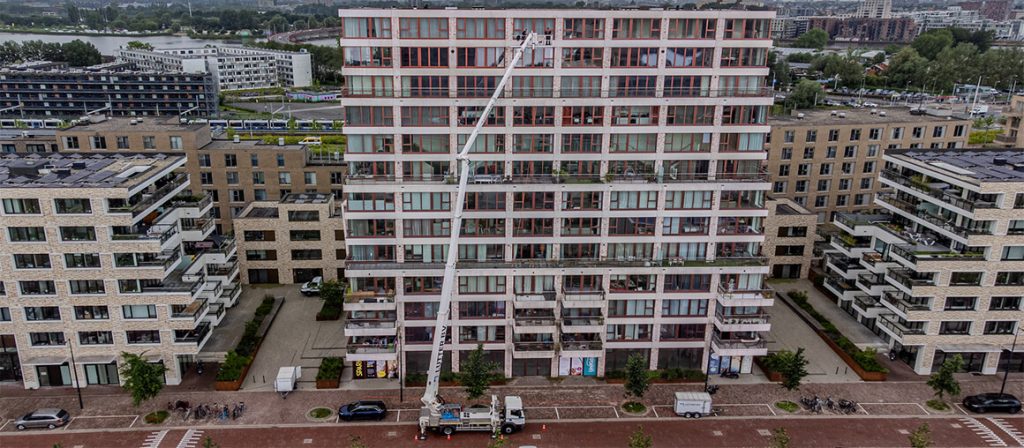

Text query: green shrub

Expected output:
[405,372,427,386]
[681,369,705,381]
[316,357,343,381]
[622,401,646,413]
[255,296,274,317]
[440,371,458,383]
[775,401,799,413]
[144,410,169,424]
[309,407,332,419]
[316,302,342,320]
[216,351,251,381]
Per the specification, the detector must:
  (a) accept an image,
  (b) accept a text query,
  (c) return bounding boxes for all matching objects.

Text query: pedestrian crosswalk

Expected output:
[175,428,204,448]
[988,418,1024,447]
[140,430,167,448]
[959,417,1008,447]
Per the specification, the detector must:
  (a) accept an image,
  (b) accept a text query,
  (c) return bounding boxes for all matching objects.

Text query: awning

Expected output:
[21,356,69,366]
[74,355,117,365]
[936,344,1004,353]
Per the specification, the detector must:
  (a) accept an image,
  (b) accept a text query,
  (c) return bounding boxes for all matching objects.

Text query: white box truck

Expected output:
[674,391,713,418]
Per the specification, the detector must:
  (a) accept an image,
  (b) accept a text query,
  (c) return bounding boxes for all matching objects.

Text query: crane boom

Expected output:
[420,32,538,412]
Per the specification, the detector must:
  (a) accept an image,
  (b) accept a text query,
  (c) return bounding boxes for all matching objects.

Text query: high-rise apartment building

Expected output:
[824,149,1024,375]
[855,0,893,19]
[767,109,971,222]
[117,45,313,91]
[337,8,775,378]
[0,153,236,388]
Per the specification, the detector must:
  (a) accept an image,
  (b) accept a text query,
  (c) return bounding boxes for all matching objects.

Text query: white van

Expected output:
[674,391,713,418]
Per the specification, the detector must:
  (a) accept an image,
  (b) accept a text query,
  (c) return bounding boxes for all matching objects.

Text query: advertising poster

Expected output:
[557,356,571,376]
[582,357,598,376]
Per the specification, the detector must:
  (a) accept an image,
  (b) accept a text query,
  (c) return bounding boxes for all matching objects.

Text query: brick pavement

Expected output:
[3,416,1023,448]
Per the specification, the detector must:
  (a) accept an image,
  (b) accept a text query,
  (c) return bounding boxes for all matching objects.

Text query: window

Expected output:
[610,191,657,210]
[347,193,395,212]
[869,128,881,140]
[169,136,182,150]
[74,306,109,320]
[944,296,977,311]
[665,191,712,209]
[122,304,157,319]
[347,76,394,96]
[3,198,40,214]
[664,274,711,292]
[513,106,554,126]
[90,136,107,149]
[457,18,504,39]
[59,226,95,241]
[722,105,767,125]
[400,47,448,68]
[803,147,815,159]
[939,321,971,335]
[513,192,554,211]
[343,47,392,67]
[24,306,60,321]
[69,279,105,295]
[30,332,65,346]
[291,249,323,261]
[668,18,716,39]
[19,280,55,295]
[230,190,245,203]
[562,217,601,236]
[609,134,657,153]
[665,75,711,97]
[345,106,394,126]
[819,163,833,175]
[289,230,321,241]
[404,192,451,211]
[610,48,659,68]
[457,47,505,68]
[983,321,1016,335]
[952,272,984,286]
[116,136,129,149]
[343,17,392,38]
[347,135,394,154]
[665,133,711,152]
[511,134,552,153]
[79,331,114,346]
[513,18,555,37]
[996,272,1024,286]
[662,299,709,316]
[806,130,817,142]
[225,172,239,185]
[562,192,602,210]
[512,76,553,97]
[517,48,554,68]
[564,18,604,39]
[723,19,769,39]
[400,17,448,39]
[402,106,449,126]
[720,47,767,67]
[990,296,1021,311]
[608,299,656,316]
[666,105,714,125]
[126,330,161,344]
[612,18,661,39]
[1003,246,1024,261]
[459,276,506,294]
[245,250,277,261]
[64,136,79,149]
[665,48,713,67]
[562,47,603,69]
[13,253,50,269]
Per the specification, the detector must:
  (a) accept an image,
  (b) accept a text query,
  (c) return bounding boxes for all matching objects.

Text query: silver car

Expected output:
[14,408,70,430]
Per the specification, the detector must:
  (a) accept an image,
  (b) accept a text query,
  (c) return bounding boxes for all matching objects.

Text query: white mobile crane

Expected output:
[417,31,543,439]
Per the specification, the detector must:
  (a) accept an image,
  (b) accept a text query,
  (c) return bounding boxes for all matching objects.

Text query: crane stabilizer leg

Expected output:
[418,32,539,440]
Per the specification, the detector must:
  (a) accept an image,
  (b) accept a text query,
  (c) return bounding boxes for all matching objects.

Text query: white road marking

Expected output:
[303,438,313,444]
[757,429,772,436]
[612,406,620,419]
[175,428,204,448]
[897,429,909,435]
[63,417,74,430]
[554,407,560,420]
[395,409,400,423]
[713,430,723,436]
[129,415,139,428]
[140,430,168,448]
[766,404,777,416]
[0,419,10,432]
[987,418,1024,447]
[959,417,1008,447]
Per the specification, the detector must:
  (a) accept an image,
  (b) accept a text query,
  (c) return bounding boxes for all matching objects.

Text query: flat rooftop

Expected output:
[203,140,306,151]
[282,193,331,204]
[64,117,207,133]
[771,108,969,126]
[890,149,1024,182]
[0,153,182,188]
[243,207,280,218]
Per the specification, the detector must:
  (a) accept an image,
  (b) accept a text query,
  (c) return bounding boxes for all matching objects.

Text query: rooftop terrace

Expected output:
[0,153,182,189]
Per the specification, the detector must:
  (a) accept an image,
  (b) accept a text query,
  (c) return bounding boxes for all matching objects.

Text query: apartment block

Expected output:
[338,8,775,379]
[117,45,313,91]
[0,153,237,388]
[764,197,817,279]
[767,109,971,222]
[823,149,1024,375]
[0,130,59,154]
[0,61,218,119]
[998,95,1024,148]
[234,193,346,284]
[53,117,345,233]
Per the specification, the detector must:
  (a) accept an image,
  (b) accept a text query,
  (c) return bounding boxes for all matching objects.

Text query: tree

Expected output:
[810,54,863,88]
[65,2,81,23]
[912,29,954,60]
[774,348,810,391]
[628,426,653,448]
[126,41,154,51]
[927,43,980,93]
[768,51,791,88]
[320,279,344,306]
[927,354,964,402]
[884,47,928,89]
[459,344,499,400]
[769,427,791,448]
[623,353,650,401]
[788,79,824,109]
[202,436,220,448]
[60,40,102,67]
[120,352,167,406]
[793,28,828,50]
[908,423,932,448]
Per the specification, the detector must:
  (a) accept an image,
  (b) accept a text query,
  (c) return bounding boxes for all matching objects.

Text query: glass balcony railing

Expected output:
[108,173,188,216]
[173,322,211,345]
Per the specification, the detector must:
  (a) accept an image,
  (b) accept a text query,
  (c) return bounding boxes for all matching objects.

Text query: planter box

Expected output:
[215,361,252,391]
[819,332,887,381]
[316,379,340,389]
[753,357,784,382]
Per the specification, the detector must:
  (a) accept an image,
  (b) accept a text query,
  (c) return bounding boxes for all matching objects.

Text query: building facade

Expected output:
[0,61,218,119]
[764,197,817,279]
[767,109,971,222]
[998,95,1024,148]
[824,149,1024,375]
[855,0,893,19]
[0,153,237,388]
[337,8,775,378]
[117,45,313,91]
[234,193,346,284]
[53,117,345,234]
[806,17,918,42]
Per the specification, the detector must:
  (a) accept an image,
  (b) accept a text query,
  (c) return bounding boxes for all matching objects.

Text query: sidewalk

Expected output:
[764,290,861,383]
[775,279,887,350]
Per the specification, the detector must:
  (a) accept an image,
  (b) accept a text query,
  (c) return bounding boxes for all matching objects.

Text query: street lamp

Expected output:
[999,326,1023,396]
[66,339,84,409]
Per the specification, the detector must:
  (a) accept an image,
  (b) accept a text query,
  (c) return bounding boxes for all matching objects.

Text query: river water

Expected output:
[0,31,338,55]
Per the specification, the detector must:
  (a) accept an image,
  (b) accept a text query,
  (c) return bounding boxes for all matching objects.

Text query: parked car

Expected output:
[338,401,387,421]
[962,393,1021,414]
[300,276,323,296]
[14,408,70,430]
[863,102,879,108]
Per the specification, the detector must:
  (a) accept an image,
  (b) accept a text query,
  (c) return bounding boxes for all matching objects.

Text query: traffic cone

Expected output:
[447,434,451,441]
[542,424,547,431]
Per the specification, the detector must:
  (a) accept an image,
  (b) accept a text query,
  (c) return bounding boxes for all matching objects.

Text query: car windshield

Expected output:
[56,410,68,418]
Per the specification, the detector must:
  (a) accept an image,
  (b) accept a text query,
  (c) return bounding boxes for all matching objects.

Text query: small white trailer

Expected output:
[275,366,301,398]
[674,391,713,418]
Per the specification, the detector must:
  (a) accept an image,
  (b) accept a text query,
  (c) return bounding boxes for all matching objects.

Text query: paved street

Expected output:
[4,415,1024,447]
[765,285,861,383]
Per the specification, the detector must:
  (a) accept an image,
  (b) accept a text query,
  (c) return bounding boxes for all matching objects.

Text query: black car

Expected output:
[962,393,1022,414]
[339,401,387,421]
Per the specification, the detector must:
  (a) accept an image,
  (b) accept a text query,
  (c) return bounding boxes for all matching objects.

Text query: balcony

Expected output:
[512,341,556,358]
[108,173,189,217]
[561,288,606,307]
[828,234,871,253]
[130,250,181,272]
[172,194,214,212]
[207,260,239,280]
[826,254,862,273]
[513,292,557,309]
[878,314,926,341]
[561,340,603,354]
[561,317,605,333]
[171,298,208,321]
[181,218,214,235]
[876,193,991,239]
[513,310,557,333]
[880,290,931,316]
[173,322,211,346]
[886,268,937,290]
[851,294,884,317]
[713,310,770,332]
[824,275,858,301]
[880,169,997,213]
[345,319,398,337]
[219,285,241,307]
[855,273,888,293]
[889,244,985,265]
[111,224,178,245]
[346,342,398,362]
[711,333,768,355]
[345,290,397,311]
